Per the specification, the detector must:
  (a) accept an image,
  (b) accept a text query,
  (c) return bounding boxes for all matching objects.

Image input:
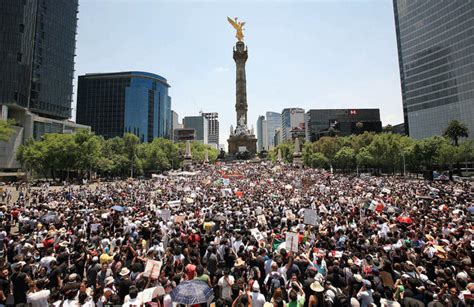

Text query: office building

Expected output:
[173,128,196,142]
[392,123,406,135]
[305,109,382,141]
[256,115,265,152]
[281,108,305,141]
[0,0,79,119]
[393,0,474,139]
[0,0,83,170]
[171,110,183,140]
[266,111,281,149]
[183,115,208,144]
[274,128,283,147]
[76,71,172,142]
[202,112,219,146]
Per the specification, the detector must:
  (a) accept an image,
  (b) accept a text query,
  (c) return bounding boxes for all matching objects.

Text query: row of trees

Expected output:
[16,130,218,180]
[270,121,473,174]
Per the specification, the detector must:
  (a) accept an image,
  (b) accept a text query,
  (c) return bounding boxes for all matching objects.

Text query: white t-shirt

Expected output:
[251,291,266,307]
[218,275,235,299]
[40,255,56,272]
[123,297,142,307]
[27,290,51,307]
[163,294,177,307]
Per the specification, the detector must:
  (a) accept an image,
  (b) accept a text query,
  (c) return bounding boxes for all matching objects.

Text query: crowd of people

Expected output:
[0,162,472,307]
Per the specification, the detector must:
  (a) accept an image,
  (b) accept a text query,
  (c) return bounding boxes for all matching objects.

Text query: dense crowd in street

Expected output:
[0,162,472,307]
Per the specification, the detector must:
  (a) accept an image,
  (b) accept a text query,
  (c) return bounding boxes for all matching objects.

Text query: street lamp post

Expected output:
[401,151,406,176]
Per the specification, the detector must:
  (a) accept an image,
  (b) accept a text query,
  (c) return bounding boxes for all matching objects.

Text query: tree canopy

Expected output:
[443,120,469,146]
[17,131,219,180]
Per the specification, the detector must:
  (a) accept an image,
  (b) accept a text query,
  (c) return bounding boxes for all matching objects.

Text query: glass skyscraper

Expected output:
[393,0,474,139]
[256,115,265,152]
[266,111,281,149]
[0,0,79,119]
[281,108,305,141]
[0,0,85,170]
[76,72,172,142]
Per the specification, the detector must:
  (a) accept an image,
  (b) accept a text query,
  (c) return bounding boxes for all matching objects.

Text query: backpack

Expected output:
[266,273,285,297]
[326,287,349,306]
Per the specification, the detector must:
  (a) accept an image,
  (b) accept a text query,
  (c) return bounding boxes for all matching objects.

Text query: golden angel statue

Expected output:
[227,16,245,41]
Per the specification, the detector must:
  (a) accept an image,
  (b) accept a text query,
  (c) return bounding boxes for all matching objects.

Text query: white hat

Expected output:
[252,281,260,292]
[119,267,130,276]
[105,276,114,285]
[310,281,324,292]
[354,274,363,283]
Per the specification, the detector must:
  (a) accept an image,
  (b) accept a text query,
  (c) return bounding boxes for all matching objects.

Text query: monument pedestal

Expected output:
[293,154,303,168]
[228,134,257,156]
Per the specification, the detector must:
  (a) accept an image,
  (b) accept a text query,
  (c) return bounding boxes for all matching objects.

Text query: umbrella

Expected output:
[39,213,58,224]
[170,280,214,305]
[397,216,413,224]
[111,205,125,212]
[214,215,227,222]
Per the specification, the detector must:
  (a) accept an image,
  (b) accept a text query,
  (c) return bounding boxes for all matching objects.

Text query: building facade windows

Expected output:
[393,0,474,139]
[76,71,172,141]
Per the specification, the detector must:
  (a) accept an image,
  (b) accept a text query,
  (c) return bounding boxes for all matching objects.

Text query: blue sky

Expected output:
[74,0,403,144]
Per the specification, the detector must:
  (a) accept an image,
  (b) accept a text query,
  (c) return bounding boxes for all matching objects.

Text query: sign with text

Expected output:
[157,209,171,221]
[143,259,162,279]
[303,209,319,226]
[250,228,264,242]
[285,232,299,253]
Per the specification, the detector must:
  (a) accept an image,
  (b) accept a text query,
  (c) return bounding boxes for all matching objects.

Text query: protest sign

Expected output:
[303,209,319,226]
[250,228,264,242]
[143,259,162,279]
[141,286,165,303]
[285,232,299,252]
[90,224,100,232]
[257,214,267,226]
[380,271,394,287]
[157,209,171,221]
[168,200,181,207]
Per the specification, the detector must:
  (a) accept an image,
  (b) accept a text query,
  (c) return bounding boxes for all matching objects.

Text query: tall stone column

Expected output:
[233,41,248,127]
[227,40,257,157]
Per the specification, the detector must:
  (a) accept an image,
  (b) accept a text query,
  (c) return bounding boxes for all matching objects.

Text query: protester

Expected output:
[0,163,471,306]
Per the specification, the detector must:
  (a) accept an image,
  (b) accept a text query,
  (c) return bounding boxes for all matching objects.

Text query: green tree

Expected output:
[334,146,355,170]
[74,130,103,178]
[382,125,394,133]
[123,133,140,177]
[443,120,469,146]
[269,142,294,163]
[312,137,342,168]
[355,147,374,170]
[0,119,15,142]
[367,133,411,173]
[100,137,129,177]
[349,132,375,154]
[308,152,329,168]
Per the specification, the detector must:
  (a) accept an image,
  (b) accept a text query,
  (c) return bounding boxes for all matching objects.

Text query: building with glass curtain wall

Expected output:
[0,0,85,170]
[266,111,281,149]
[256,115,265,152]
[305,109,382,141]
[281,108,305,141]
[393,0,474,139]
[183,115,208,144]
[0,0,78,119]
[76,72,172,142]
